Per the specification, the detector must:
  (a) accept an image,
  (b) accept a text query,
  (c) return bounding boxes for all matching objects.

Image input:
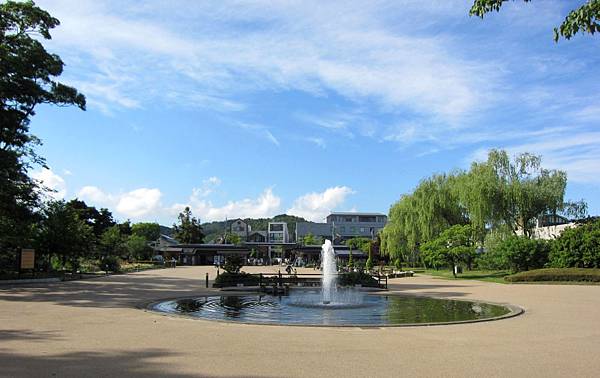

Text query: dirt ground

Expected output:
[1,265,599,377]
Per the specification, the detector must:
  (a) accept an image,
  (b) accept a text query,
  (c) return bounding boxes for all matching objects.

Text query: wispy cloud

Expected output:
[233,121,280,146]
[43,0,497,122]
[470,128,600,184]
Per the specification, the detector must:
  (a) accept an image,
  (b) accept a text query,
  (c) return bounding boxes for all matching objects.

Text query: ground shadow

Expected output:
[0,273,215,309]
[0,348,275,378]
[0,329,63,342]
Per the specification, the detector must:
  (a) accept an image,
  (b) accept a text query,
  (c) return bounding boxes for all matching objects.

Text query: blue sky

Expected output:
[29,0,600,224]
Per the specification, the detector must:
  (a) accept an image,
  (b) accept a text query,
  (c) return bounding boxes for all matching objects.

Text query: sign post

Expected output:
[19,248,35,277]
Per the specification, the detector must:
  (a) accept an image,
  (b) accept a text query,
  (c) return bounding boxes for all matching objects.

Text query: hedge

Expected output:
[337,272,380,287]
[505,268,600,283]
[213,272,259,287]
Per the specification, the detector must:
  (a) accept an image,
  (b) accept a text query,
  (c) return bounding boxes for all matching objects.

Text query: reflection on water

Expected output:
[154,290,512,326]
[385,296,508,324]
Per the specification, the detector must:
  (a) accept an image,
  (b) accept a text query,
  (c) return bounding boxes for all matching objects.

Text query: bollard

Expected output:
[259,273,263,287]
[206,272,209,288]
[278,270,282,287]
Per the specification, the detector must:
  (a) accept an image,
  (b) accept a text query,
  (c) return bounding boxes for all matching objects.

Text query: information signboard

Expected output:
[20,249,35,270]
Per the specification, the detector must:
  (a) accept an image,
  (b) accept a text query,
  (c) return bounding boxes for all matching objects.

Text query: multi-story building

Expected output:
[268,222,289,243]
[295,222,332,244]
[295,212,387,243]
[327,212,387,240]
[228,218,251,240]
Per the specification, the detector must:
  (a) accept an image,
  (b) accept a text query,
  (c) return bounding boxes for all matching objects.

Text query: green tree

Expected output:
[550,219,600,268]
[224,232,241,245]
[494,235,549,272]
[99,225,126,258]
[345,237,372,252]
[347,249,354,269]
[470,0,600,42]
[381,173,467,262]
[365,243,374,271]
[125,234,152,261]
[67,200,115,239]
[173,207,204,244]
[118,220,132,236]
[36,200,93,272]
[464,150,583,238]
[0,1,85,259]
[131,222,161,242]
[420,225,477,272]
[302,232,317,245]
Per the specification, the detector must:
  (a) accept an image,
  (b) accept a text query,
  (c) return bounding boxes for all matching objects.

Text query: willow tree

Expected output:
[460,150,584,238]
[382,149,586,261]
[381,174,467,263]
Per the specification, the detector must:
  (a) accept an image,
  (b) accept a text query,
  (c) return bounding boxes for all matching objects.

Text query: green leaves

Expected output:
[554,0,600,41]
[381,149,581,270]
[470,0,600,42]
[1,1,85,256]
[173,207,205,244]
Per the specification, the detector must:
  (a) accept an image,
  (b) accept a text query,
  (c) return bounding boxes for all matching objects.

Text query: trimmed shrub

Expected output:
[505,268,600,283]
[494,236,550,273]
[213,272,259,287]
[550,220,600,268]
[222,255,243,274]
[102,256,121,273]
[337,272,379,287]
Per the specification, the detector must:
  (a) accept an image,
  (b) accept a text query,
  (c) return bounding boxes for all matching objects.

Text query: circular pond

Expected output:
[149,290,521,327]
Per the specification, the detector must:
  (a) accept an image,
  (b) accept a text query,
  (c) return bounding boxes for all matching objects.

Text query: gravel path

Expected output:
[1,266,599,377]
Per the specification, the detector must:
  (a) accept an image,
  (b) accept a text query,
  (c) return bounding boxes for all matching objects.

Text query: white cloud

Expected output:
[191,176,222,198]
[288,186,355,222]
[31,168,67,200]
[77,186,113,204]
[116,188,162,218]
[78,186,161,218]
[175,187,281,222]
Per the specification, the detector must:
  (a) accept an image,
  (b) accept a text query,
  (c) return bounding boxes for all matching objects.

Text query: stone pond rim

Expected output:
[143,292,525,328]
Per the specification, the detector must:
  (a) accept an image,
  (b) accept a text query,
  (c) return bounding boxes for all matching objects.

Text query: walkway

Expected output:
[1,266,599,377]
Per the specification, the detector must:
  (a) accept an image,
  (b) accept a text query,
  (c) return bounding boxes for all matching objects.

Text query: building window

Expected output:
[270,224,284,232]
[350,226,356,233]
[359,216,376,223]
[340,226,345,233]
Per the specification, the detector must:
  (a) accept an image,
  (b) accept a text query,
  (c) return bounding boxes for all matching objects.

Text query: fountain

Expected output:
[149,239,523,326]
[321,239,337,305]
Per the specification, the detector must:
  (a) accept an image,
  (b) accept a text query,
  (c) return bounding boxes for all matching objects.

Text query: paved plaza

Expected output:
[1,266,599,377]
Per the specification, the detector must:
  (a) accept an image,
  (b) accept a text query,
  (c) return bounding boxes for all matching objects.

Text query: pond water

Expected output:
[150,290,516,326]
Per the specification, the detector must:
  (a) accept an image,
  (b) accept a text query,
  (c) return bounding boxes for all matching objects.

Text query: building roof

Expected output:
[159,234,179,244]
[296,222,332,236]
[328,212,386,216]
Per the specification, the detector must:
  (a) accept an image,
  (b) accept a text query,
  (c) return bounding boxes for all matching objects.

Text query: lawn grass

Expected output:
[421,269,510,284]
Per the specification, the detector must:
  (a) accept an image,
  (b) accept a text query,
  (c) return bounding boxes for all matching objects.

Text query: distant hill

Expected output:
[202,214,311,243]
[159,225,173,236]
